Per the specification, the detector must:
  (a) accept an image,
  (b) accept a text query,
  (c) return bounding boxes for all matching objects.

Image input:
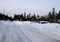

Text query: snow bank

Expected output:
[27,22,60,41]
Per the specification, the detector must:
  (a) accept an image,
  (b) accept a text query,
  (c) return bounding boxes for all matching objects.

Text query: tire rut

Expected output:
[13,23,32,42]
[0,26,9,42]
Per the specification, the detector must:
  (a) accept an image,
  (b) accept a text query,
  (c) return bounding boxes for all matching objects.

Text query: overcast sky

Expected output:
[0,0,60,16]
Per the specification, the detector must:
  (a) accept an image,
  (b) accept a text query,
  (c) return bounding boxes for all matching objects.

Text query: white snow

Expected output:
[0,21,60,42]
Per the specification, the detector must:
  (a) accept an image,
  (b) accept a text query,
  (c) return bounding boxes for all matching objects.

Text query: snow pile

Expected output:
[26,22,60,41]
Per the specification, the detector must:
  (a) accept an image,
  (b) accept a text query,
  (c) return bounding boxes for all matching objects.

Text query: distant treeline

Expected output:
[0,8,60,23]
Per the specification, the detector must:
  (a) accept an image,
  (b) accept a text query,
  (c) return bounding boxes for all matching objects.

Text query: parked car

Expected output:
[39,21,50,24]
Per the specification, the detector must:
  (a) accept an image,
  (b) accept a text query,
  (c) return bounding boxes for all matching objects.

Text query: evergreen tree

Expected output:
[48,12,51,18]
[24,12,26,18]
[52,8,56,19]
[36,15,40,21]
[56,10,60,19]
[27,13,31,21]
[33,13,36,21]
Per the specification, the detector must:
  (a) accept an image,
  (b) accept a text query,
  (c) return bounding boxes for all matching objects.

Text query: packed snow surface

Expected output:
[0,21,60,42]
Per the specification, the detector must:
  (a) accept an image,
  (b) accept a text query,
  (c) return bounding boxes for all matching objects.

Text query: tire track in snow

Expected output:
[13,23,32,42]
[3,22,25,42]
[0,26,9,42]
[14,23,48,42]
[12,26,27,42]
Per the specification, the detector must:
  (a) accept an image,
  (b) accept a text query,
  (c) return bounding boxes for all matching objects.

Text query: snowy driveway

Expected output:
[0,21,60,42]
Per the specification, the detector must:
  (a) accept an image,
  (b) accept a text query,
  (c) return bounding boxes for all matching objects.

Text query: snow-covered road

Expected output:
[0,21,60,42]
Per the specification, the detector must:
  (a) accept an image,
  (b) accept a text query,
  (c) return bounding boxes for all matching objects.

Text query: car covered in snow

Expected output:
[39,21,50,24]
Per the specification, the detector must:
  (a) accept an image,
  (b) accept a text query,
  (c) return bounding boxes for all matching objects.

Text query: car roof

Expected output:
[40,21,48,22]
